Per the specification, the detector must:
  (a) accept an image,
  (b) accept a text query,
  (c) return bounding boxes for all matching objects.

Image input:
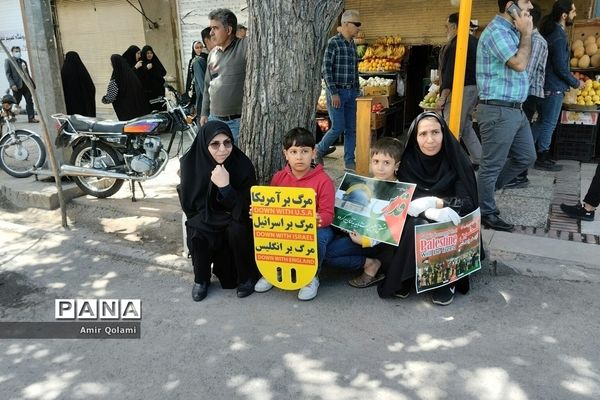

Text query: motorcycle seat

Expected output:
[68,114,126,133]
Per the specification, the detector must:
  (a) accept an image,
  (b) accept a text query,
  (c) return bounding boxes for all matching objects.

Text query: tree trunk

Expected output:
[242,0,343,183]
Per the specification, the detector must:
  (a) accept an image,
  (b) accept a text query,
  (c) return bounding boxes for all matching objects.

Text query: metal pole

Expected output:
[448,0,473,140]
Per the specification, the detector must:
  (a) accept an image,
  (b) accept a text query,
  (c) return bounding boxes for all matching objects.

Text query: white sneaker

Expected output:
[254,277,273,293]
[298,277,319,301]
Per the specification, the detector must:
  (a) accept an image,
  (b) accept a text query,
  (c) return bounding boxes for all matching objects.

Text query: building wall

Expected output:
[0,0,29,97]
[176,0,248,85]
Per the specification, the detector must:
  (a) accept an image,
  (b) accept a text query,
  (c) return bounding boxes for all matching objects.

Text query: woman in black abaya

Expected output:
[61,51,96,117]
[378,112,479,305]
[122,45,141,68]
[139,45,167,108]
[178,120,259,302]
[101,54,149,121]
[184,41,203,106]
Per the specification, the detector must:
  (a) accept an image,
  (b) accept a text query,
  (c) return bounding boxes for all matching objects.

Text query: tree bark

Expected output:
[242,0,343,183]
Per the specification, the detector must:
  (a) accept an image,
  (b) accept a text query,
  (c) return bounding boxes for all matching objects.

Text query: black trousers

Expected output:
[584,163,600,207]
[12,84,35,120]
[188,220,259,288]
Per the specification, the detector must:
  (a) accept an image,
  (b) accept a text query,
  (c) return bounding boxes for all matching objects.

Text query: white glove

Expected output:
[424,207,460,225]
[408,196,439,217]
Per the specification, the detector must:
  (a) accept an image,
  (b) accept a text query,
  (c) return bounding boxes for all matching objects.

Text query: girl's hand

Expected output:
[349,231,363,245]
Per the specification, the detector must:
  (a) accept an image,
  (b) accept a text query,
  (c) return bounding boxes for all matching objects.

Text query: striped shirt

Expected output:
[323,34,359,95]
[476,15,529,102]
[526,29,547,98]
[102,79,118,104]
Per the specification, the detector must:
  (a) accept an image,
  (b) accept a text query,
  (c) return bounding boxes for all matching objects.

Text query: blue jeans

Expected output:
[208,115,241,145]
[531,93,564,153]
[316,227,334,275]
[475,104,536,215]
[323,235,378,270]
[316,88,358,167]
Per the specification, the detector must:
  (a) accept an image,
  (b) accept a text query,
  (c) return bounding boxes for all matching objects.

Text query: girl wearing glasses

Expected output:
[178,120,259,302]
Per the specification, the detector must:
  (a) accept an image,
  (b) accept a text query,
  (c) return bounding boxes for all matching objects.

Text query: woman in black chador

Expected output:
[139,45,167,108]
[122,45,141,68]
[101,54,149,121]
[61,51,96,117]
[178,120,259,302]
[378,112,479,305]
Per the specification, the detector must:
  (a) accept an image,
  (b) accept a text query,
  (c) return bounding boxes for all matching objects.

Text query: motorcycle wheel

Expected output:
[0,130,46,178]
[70,140,124,198]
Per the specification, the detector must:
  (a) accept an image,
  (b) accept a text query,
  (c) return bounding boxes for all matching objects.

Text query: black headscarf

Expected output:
[179,121,257,226]
[397,111,478,205]
[122,45,140,68]
[185,41,201,94]
[61,51,96,117]
[109,54,149,120]
[139,45,166,103]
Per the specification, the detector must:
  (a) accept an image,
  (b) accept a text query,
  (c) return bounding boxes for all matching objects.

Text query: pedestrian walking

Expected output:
[101,54,149,121]
[560,163,599,221]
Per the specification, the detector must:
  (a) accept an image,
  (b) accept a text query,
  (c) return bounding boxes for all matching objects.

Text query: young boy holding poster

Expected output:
[253,128,335,301]
[324,137,404,288]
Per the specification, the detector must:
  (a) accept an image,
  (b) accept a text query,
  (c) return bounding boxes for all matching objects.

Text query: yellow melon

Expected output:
[579,54,591,68]
[591,53,600,67]
[571,57,580,67]
[574,47,585,58]
[586,43,598,56]
[573,39,584,49]
[585,35,597,45]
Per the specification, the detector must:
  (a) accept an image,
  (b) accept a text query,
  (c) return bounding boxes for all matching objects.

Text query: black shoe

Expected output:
[28,118,39,123]
[560,202,595,221]
[236,279,255,298]
[192,282,209,302]
[481,213,514,232]
[324,146,336,156]
[393,285,410,299]
[432,285,455,306]
[534,159,562,171]
[503,176,530,189]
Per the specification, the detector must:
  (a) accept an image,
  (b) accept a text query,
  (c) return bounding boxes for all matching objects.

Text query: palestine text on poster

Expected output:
[251,186,317,290]
[414,208,481,293]
[332,173,416,245]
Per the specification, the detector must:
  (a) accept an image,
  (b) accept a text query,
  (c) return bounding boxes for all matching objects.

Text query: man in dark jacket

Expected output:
[4,46,38,123]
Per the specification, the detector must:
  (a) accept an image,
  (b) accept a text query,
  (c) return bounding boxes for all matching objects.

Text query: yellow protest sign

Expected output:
[251,186,318,290]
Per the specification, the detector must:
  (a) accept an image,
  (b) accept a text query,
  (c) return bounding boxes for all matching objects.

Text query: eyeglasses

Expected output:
[347,21,361,28]
[208,139,233,151]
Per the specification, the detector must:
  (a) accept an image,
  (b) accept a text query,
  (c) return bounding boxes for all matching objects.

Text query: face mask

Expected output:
[13,51,21,58]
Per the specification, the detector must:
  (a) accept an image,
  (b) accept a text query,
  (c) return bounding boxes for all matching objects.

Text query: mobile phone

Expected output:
[507,3,522,19]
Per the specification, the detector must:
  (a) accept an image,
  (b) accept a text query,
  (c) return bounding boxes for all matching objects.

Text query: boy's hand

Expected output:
[316,213,323,227]
[211,165,230,188]
[349,231,363,245]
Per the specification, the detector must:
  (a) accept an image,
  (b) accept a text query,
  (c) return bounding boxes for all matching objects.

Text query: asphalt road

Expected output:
[0,204,599,400]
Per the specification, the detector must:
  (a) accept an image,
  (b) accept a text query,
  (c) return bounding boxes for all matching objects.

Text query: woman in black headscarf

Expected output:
[122,45,141,69]
[61,51,96,117]
[378,112,479,305]
[178,120,259,302]
[101,54,149,120]
[139,45,167,108]
[184,41,203,105]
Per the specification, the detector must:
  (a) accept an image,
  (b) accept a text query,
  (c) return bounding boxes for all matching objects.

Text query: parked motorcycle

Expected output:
[52,85,195,200]
[0,94,46,178]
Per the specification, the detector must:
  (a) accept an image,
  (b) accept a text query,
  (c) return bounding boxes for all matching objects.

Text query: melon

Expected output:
[586,43,598,56]
[578,54,591,68]
[572,39,584,49]
[574,46,585,58]
[585,35,596,45]
[571,57,580,67]
[591,53,600,67]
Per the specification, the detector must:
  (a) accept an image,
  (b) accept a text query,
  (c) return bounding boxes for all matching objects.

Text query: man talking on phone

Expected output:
[475,0,536,232]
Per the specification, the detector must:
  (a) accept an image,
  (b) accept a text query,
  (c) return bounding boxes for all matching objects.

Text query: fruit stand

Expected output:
[557,18,600,161]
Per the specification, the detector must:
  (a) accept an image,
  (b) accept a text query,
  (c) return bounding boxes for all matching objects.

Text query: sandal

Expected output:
[348,272,385,288]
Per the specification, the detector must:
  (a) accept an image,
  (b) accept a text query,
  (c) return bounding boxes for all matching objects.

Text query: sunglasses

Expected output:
[347,21,361,27]
[208,139,233,150]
